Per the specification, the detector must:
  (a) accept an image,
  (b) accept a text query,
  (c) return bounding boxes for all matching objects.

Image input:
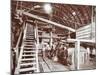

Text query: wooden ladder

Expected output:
[15,23,39,74]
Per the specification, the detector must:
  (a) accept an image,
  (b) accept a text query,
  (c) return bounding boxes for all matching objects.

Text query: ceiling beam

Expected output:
[23,12,76,32]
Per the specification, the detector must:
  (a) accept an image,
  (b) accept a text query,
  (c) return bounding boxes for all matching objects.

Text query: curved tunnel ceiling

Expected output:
[12,1,96,30]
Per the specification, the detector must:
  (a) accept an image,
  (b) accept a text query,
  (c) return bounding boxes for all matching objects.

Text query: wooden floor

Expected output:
[79,58,96,70]
[38,57,96,73]
[38,57,70,72]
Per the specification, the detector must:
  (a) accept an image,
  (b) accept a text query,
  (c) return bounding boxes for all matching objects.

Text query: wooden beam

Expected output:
[36,21,48,25]
[67,39,95,43]
[23,12,76,32]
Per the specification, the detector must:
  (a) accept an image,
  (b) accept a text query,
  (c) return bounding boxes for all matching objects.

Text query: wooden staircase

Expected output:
[15,23,39,74]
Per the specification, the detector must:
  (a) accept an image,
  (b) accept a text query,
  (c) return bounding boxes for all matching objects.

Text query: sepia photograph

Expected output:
[11,0,96,75]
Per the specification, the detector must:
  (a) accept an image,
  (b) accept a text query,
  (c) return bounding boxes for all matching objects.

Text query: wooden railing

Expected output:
[14,22,27,74]
[15,22,26,62]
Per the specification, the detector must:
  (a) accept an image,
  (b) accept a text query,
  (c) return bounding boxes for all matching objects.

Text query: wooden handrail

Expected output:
[15,22,26,63]
[14,22,27,74]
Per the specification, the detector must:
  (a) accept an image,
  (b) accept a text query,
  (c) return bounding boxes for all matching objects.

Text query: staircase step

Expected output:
[26,35,34,37]
[24,46,36,48]
[20,62,36,66]
[19,67,37,72]
[25,44,35,46]
[24,41,34,43]
[24,43,34,45]
[24,39,34,42]
[25,39,35,40]
[23,51,36,53]
[26,34,34,35]
[25,40,34,42]
[26,32,34,33]
[24,40,34,42]
[26,34,34,36]
[21,58,36,61]
[22,54,36,56]
[26,37,34,39]
[26,35,34,38]
[23,47,36,49]
[24,47,35,49]
[24,47,36,51]
[23,49,36,51]
[26,33,34,35]
[24,42,34,44]
[24,45,35,47]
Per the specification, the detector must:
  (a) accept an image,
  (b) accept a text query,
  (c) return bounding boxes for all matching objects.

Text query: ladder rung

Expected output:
[24,46,35,48]
[25,39,34,40]
[26,33,34,35]
[24,44,35,46]
[23,51,36,53]
[24,39,34,41]
[23,47,36,49]
[26,37,34,39]
[20,62,36,66]
[26,32,33,33]
[24,43,35,45]
[26,35,34,36]
[22,54,36,57]
[26,34,34,35]
[21,58,36,61]
[26,35,34,37]
[25,39,34,42]
[24,45,35,47]
[24,41,34,43]
[24,42,34,44]
[24,48,36,51]
[26,36,34,38]
[19,67,37,72]
[23,49,36,51]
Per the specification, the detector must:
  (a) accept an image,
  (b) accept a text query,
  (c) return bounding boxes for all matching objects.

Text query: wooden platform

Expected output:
[38,57,70,72]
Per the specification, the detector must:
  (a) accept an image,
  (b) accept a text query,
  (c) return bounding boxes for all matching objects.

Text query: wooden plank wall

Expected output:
[76,22,95,40]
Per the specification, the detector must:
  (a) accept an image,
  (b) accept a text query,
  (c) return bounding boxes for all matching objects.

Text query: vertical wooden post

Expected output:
[15,1,18,12]
[42,32,45,57]
[86,47,90,63]
[50,31,53,47]
[74,41,80,70]
[35,21,39,72]
[68,31,71,39]
[49,14,53,47]
[71,48,75,70]
[34,25,37,40]
[90,6,94,40]
[16,48,18,66]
